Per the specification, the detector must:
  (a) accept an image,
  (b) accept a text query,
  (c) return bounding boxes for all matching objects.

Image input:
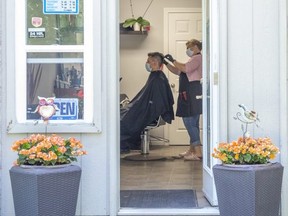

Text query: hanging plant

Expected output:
[123,16,150,28]
[122,0,153,31]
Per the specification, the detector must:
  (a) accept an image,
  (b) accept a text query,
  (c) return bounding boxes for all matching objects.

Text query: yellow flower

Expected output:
[270,154,276,159]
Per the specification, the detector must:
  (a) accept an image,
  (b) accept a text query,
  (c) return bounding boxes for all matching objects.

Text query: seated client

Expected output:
[120,52,175,153]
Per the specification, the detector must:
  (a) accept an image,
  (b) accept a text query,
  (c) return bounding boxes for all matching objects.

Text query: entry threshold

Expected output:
[118,207,220,216]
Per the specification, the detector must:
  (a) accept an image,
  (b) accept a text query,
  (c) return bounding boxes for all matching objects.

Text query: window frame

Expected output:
[8,0,102,133]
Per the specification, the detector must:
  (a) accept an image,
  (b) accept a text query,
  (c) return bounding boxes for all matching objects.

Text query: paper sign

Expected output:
[43,0,79,15]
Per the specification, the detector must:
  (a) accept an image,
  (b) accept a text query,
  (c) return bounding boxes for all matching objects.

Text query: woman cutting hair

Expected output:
[164,39,203,161]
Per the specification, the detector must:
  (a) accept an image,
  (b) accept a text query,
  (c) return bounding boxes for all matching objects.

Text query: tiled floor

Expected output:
[120,145,211,208]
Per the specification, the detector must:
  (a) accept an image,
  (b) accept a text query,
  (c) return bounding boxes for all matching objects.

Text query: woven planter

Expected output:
[10,165,81,216]
[213,162,283,216]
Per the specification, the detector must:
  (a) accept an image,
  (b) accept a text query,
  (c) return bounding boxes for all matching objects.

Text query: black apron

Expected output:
[176,72,202,117]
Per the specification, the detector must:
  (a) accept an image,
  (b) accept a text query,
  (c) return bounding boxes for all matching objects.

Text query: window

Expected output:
[11,0,101,133]
[26,53,84,121]
[26,0,84,45]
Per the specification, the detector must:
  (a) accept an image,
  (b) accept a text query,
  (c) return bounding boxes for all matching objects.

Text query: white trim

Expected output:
[279,0,288,215]
[25,45,85,52]
[218,0,228,143]
[118,208,219,216]
[105,0,120,214]
[27,58,84,63]
[10,0,101,133]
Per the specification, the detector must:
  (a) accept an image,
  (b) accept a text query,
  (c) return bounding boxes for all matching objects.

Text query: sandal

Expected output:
[179,150,192,157]
[184,153,201,161]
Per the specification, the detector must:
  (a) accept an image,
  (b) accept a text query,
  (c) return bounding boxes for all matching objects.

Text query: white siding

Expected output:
[0,0,2,213]
[227,0,280,146]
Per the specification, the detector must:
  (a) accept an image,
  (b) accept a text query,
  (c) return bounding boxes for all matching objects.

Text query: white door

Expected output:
[164,8,202,145]
[202,0,219,206]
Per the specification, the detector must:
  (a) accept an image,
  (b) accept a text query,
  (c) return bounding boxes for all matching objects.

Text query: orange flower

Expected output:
[12,134,87,166]
[29,154,36,159]
[58,146,67,154]
[212,137,279,164]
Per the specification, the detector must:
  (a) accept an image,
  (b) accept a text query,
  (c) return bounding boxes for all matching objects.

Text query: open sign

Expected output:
[51,98,78,120]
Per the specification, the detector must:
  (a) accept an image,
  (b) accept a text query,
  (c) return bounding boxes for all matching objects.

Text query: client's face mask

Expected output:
[145,63,152,72]
[186,48,194,57]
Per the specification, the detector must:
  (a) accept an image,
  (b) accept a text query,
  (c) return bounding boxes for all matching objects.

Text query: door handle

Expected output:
[170,83,175,88]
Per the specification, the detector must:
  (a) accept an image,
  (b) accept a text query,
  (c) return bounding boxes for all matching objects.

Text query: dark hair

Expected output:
[148,52,164,65]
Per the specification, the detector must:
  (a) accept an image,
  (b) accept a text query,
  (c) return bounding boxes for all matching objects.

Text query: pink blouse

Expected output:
[185,54,202,81]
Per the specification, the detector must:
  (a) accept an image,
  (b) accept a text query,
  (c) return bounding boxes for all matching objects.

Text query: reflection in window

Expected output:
[26,53,84,121]
[26,0,84,45]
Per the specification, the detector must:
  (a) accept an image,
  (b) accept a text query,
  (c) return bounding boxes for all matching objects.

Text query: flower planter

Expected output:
[10,165,81,216]
[213,162,283,216]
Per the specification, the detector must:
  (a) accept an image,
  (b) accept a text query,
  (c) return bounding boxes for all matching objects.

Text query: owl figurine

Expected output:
[33,96,59,122]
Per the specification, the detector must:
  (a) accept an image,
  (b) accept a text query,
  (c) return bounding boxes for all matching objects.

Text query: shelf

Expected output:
[120,30,148,35]
[119,23,148,35]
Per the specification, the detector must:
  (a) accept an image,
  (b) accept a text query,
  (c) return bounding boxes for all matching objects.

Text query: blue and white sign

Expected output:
[51,98,79,120]
[43,0,79,15]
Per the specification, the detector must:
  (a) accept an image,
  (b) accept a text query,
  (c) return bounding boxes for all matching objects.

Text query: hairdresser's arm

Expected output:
[164,54,186,73]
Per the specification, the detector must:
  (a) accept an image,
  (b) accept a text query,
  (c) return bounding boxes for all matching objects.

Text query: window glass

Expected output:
[26,53,84,121]
[26,0,84,45]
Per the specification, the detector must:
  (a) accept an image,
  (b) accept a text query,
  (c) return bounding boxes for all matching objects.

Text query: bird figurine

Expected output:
[235,104,260,126]
[33,96,59,123]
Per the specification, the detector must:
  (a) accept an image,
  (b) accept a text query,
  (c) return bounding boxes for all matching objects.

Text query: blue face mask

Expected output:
[145,63,152,72]
[186,48,194,57]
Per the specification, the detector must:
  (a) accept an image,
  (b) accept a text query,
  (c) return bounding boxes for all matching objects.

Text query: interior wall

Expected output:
[120,0,202,99]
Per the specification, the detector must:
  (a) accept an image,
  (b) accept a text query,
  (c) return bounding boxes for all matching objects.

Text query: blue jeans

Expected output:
[182,115,201,146]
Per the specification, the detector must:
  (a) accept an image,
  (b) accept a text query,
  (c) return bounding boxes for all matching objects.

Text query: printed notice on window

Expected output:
[43,0,79,15]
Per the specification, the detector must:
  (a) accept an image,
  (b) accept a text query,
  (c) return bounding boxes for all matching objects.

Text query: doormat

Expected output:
[120,189,198,208]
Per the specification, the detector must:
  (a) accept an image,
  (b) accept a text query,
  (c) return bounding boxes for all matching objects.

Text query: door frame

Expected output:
[279,0,288,215]
[114,0,226,215]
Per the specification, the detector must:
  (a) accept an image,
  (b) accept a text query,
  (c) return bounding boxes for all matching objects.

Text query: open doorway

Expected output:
[119,0,217,212]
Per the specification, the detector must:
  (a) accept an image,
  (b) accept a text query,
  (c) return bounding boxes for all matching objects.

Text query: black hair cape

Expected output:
[120,70,174,149]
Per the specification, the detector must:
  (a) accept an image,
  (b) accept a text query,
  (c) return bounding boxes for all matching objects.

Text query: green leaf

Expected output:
[28,160,36,165]
[243,154,252,163]
[22,143,31,150]
[123,18,137,28]
[140,19,150,27]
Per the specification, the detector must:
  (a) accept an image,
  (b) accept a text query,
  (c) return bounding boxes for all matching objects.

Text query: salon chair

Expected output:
[120,94,130,108]
[124,116,169,161]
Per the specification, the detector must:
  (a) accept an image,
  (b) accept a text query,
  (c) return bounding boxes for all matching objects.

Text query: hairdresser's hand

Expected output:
[165,54,175,63]
[163,59,169,65]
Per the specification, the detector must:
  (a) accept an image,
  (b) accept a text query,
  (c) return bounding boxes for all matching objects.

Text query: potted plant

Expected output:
[212,104,283,216]
[10,134,87,216]
[122,16,150,31]
[121,0,153,32]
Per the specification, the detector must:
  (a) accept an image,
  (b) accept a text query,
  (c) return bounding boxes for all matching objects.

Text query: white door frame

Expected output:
[279,0,288,215]
[113,0,224,215]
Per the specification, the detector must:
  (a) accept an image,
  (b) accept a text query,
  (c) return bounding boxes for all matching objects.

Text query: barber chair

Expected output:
[120,94,130,108]
[124,116,169,161]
